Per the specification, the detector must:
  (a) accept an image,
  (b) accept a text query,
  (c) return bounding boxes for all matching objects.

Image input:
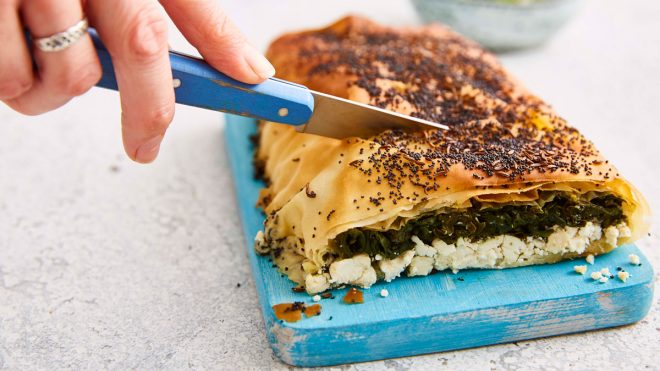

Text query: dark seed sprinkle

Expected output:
[304,183,316,198]
[283,16,609,197]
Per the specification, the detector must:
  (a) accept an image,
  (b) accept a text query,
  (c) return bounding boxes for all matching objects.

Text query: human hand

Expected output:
[0,0,275,163]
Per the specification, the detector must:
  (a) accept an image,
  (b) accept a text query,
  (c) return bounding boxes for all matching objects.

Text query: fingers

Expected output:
[0,1,33,100]
[5,0,101,115]
[160,0,274,84]
[88,0,174,163]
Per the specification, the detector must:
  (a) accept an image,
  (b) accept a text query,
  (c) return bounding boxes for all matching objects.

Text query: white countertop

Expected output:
[1,0,658,369]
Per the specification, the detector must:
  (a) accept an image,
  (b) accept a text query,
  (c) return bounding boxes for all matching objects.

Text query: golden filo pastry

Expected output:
[253,16,650,294]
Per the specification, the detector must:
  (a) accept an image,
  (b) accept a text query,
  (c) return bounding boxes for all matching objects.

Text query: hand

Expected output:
[0,0,275,163]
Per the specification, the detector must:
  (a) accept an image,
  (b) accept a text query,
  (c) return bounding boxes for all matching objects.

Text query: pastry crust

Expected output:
[254,16,650,292]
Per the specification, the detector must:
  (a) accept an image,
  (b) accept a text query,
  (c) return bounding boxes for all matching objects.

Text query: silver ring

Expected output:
[33,18,89,52]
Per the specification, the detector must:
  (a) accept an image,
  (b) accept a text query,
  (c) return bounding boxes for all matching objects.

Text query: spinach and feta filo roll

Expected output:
[253,16,650,294]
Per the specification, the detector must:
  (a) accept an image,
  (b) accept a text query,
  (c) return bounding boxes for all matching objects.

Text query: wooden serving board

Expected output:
[224,115,654,367]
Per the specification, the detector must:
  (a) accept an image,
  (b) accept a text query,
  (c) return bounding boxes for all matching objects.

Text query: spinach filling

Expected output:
[333,192,626,260]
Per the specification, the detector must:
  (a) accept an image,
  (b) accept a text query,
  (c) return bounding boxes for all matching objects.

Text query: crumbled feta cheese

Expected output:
[629,254,641,266]
[574,265,587,275]
[604,226,620,247]
[590,271,603,280]
[600,267,611,276]
[380,289,389,298]
[412,235,437,257]
[312,295,321,302]
[379,250,415,282]
[617,271,630,282]
[330,255,368,282]
[501,235,526,264]
[407,256,434,277]
[432,239,456,257]
[426,224,609,273]
[305,273,330,294]
[599,276,609,283]
[329,254,377,288]
[546,227,577,254]
[374,254,383,261]
[357,266,377,287]
[586,254,595,265]
[579,222,601,241]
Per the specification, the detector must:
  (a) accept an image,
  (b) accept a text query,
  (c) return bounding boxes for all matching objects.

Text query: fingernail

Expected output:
[243,44,275,80]
[135,135,163,163]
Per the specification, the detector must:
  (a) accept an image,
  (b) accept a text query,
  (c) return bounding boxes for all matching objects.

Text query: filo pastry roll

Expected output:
[252,16,650,294]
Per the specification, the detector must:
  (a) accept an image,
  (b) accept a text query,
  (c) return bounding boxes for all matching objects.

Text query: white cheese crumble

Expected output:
[329,254,377,288]
[305,273,330,294]
[379,250,415,282]
[546,226,581,254]
[574,265,587,275]
[408,256,434,277]
[374,254,383,261]
[604,226,620,247]
[428,223,604,273]
[600,267,611,277]
[598,276,609,283]
[591,271,603,280]
[380,289,389,298]
[617,271,630,282]
[412,235,437,257]
[312,295,321,302]
[585,254,595,265]
[629,254,641,265]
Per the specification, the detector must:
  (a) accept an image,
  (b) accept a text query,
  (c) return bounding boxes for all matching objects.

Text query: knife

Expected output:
[87,30,447,139]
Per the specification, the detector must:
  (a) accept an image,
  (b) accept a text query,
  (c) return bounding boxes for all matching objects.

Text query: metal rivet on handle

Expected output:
[173,78,182,88]
[278,107,289,117]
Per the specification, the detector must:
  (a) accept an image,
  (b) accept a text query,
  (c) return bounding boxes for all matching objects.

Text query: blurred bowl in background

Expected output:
[411,0,582,51]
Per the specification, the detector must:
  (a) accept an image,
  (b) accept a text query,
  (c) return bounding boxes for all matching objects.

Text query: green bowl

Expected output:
[411,0,582,51]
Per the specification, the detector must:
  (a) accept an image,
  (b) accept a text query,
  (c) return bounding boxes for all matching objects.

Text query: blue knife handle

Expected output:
[89,29,313,125]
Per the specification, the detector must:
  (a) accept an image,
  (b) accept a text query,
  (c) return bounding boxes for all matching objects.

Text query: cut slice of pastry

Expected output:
[253,16,650,294]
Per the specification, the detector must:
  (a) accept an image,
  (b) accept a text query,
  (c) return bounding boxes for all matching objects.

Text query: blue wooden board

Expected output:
[223,115,654,367]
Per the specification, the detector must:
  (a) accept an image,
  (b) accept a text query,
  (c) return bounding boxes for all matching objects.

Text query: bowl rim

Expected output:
[411,0,578,10]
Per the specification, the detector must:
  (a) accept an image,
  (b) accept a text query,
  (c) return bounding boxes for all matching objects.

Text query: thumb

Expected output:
[161,0,275,84]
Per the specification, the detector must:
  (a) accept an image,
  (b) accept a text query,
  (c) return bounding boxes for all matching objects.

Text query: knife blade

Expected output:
[301,90,448,138]
[85,29,447,139]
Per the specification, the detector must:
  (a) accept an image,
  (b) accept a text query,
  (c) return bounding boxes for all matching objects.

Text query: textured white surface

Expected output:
[0,0,658,369]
